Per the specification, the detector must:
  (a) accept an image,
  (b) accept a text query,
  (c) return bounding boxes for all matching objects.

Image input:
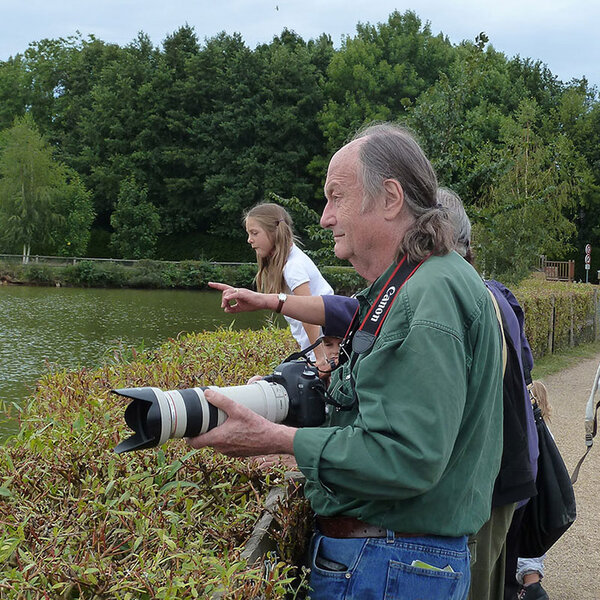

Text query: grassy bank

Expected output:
[0,328,311,600]
[531,340,600,380]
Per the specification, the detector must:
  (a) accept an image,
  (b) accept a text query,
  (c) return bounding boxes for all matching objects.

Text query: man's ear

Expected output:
[382,178,404,219]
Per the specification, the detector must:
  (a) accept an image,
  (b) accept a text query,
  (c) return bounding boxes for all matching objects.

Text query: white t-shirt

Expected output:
[282,244,334,353]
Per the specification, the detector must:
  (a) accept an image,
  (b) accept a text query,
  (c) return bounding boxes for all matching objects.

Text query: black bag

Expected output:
[517,401,577,558]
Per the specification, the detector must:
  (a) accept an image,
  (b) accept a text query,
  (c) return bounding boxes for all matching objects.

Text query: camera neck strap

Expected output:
[341,255,427,364]
[284,256,426,369]
[323,255,427,412]
[322,254,428,413]
[354,255,425,354]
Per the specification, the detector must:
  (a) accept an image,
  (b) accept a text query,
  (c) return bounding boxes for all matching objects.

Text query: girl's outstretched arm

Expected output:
[208,281,326,325]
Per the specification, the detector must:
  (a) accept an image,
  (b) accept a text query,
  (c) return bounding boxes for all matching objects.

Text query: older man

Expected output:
[190,123,503,600]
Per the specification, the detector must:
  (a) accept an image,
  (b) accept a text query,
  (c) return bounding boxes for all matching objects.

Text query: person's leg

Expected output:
[504,504,526,600]
[468,503,516,600]
[516,556,548,600]
[309,532,470,600]
[516,556,546,586]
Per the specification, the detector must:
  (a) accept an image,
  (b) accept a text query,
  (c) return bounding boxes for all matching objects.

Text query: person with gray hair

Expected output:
[193,123,503,600]
[435,188,542,600]
[437,186,472,262]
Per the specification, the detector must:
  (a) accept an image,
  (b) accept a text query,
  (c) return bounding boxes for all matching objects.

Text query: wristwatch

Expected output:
[275,292,287,313]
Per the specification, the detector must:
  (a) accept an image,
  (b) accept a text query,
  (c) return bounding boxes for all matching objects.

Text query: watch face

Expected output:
[279,293,287,301]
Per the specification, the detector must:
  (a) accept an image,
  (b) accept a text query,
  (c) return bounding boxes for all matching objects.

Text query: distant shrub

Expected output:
[513,276,597,358]
[62,261,128,287]
[22,264,57,285]
[321,266,366,295]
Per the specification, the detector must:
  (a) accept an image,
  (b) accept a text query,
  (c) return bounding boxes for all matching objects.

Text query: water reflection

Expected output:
[0,285,278,435]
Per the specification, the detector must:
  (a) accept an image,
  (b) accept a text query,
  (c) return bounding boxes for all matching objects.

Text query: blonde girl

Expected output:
[244,203,333,362]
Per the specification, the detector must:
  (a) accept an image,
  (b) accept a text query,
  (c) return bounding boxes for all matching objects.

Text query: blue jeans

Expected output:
[308,531,470,600]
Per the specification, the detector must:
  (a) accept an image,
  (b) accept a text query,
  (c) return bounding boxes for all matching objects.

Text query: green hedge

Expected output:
[0,260,366,295]
[0,260,260,291]
[0,329,311,599]
[513,275,598,359]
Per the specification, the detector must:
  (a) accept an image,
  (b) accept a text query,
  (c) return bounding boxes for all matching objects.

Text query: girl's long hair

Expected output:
[245,203,298,294]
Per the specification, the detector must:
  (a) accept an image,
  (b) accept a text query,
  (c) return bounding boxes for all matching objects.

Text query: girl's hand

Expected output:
[208,282,272,313]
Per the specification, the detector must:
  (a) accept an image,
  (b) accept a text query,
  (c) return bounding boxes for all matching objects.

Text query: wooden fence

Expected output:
[0,254,251,267]
[539,256,575,282]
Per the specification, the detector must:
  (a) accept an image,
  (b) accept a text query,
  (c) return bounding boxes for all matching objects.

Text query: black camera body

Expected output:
[113,360,326,453]
[263,360,327,428]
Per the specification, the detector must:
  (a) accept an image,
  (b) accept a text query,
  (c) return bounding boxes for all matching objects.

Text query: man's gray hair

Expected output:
[436,187,471,258]
[351,123,454,261]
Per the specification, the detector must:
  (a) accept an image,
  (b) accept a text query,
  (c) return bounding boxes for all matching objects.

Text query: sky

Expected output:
[1,0,599,89]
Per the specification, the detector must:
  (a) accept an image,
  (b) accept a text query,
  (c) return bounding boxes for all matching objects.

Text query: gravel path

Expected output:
[534,354,600,600]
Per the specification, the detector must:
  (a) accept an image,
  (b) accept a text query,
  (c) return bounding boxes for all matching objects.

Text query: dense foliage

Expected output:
[0,10,599,282]
[0,328,312,599]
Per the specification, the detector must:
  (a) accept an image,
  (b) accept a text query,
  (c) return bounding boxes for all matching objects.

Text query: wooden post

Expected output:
[569,260,575,282]
[570,294,575,347]
[548,296,553,354]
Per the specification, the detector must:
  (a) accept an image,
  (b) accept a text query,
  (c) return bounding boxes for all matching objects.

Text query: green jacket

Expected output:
[294,252,503,536]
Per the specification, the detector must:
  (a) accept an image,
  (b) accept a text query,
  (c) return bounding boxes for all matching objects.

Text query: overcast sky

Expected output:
[2,0,598,88]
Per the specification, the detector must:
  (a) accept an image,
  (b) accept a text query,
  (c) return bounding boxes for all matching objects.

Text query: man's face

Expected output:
[321,141,379,267]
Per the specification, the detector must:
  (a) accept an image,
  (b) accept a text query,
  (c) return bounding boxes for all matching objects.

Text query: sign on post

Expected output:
[585,243,592,282]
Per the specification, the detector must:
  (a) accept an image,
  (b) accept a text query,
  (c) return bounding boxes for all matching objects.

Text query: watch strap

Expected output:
[275,294,286,313]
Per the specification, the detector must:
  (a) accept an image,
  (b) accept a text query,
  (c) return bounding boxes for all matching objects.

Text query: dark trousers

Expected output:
[504,504,527,600]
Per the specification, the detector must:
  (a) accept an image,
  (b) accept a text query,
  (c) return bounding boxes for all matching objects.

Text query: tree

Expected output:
[48,168,95,256]
[473,99,582,283]
[0,55,30,130]
[318,10,454,153]
[110,177,161,258]
[0,114,60,261]
[0,114,95,259]
[408,36,565,205]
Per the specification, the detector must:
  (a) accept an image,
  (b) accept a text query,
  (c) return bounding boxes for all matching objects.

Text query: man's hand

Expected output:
[185,389,296,457]
[251,454,298,472]
[208,282,274,314]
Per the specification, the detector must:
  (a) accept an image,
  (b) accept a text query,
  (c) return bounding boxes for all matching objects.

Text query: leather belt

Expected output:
[316,516,424,539]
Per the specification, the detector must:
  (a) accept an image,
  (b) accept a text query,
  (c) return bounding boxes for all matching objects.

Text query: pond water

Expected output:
[0,285,279,437]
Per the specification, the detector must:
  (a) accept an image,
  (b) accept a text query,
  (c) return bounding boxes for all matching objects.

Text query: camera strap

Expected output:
[344,254,427,365]
[283,336,328,364]
[325,255,427,412]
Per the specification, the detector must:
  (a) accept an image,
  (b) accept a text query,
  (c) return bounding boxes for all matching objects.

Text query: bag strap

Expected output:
[570,370,600,484]
[486,288,508,376]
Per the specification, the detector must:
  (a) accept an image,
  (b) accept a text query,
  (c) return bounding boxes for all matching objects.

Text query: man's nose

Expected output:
[320,200,336,229]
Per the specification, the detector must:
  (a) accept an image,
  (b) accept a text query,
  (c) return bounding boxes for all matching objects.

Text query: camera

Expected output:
[113,360,326,453]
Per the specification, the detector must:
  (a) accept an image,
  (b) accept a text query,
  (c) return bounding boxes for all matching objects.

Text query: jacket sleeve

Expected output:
[322,295,359,339]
